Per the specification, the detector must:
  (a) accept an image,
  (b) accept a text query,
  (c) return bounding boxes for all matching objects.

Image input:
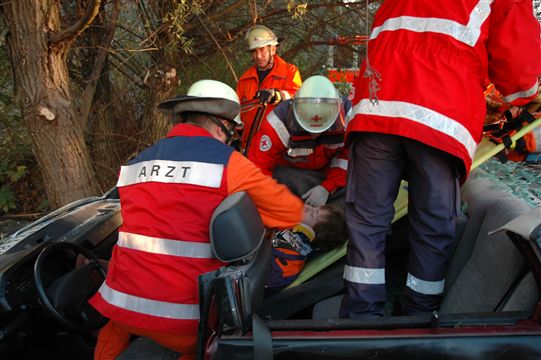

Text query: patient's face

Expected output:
[302,205,330,228]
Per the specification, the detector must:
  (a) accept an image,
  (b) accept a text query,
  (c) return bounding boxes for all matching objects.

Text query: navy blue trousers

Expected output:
[340,133,460,318]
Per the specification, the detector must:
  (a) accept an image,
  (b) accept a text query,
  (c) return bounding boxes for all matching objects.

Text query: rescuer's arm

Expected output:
[321,146,348,193]
[227,151,303,229]
[278,64,302,101]
[246,116,287,176]
[487,0,541,106]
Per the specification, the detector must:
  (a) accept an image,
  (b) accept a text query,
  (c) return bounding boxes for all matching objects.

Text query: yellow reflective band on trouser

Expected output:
[343,265,385,285]
[406,273,445,295]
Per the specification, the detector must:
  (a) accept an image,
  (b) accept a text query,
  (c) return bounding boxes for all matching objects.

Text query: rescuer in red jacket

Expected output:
[247,75,351,207]
[341,0,541,318]
[90,79,305,360]
[237,25,302,151]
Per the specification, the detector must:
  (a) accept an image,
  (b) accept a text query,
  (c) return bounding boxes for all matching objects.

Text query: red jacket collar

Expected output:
[166,123,214,138]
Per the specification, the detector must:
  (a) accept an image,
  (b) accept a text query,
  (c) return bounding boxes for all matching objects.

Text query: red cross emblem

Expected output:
[311,115,322,122]
[260,135,272,151]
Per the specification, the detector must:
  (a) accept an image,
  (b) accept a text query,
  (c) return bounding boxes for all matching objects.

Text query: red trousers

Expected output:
[94,320,197,360]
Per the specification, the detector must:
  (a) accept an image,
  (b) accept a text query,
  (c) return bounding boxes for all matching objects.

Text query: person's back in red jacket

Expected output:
[342,0,541,319]
[91,80,304,360]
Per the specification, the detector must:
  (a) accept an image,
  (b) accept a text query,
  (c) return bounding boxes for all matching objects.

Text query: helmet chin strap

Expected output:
[209,115,236,144]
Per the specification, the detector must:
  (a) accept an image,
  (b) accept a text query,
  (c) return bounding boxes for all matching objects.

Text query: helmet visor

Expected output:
[293,98,341,134]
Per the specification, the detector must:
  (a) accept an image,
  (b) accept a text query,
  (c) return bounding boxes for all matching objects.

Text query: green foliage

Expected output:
[0,0,376,215]
[0,41,40,214]
[0,186,15,213]
[334,81,353,97]
[287,1,308,19]
[0,160,27,213]
[164,0,204,55]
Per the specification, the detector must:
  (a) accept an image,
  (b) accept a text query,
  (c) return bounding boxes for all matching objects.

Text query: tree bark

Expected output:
[0,1,100,209]
[139,65,177,149]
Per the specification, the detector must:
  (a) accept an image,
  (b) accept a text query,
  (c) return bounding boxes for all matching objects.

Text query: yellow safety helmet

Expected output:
[246,25,278,51]
[293,75,341,134]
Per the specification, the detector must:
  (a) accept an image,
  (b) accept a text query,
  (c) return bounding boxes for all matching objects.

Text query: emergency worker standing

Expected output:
[237,25,302,151]
[341,0,541,318]
[90,80,304,360]
[247,75,351,207]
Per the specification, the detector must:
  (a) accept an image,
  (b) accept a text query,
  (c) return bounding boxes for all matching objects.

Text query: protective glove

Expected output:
[302,185,329,207]
[256,89,282,105]
[484,95,505,125]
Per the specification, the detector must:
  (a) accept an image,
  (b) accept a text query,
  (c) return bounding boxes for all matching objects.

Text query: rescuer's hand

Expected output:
[256,89,282,105]
[525,89,541,114]
[484,95,505,125]
[302,185,329,207]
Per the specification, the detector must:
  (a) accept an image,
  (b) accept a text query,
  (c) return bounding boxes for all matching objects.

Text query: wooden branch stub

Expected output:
[38,106,56,121]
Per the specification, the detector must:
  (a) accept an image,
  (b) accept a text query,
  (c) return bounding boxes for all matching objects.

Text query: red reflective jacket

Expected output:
[90,124,303,335]
[347,0,541,176]
[247,100,349,193]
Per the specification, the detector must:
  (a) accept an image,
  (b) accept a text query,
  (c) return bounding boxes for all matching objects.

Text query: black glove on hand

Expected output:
[256,89,282,105]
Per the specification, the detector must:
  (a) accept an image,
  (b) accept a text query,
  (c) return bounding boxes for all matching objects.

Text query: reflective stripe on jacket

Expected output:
[90,124,304,334]
[237,55,302,149]
[347,0,541,177]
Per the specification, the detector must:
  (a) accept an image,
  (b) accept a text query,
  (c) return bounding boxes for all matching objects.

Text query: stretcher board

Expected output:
[471,117,541,170]
[287,117,541,289]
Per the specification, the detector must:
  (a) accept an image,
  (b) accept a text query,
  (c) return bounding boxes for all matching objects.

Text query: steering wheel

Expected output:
[34,241,108,332]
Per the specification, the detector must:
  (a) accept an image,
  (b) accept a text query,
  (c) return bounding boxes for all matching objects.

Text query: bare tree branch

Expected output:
[196,15,238,83]
[109,56,145,89]
[49,0,102,44]
[80,0,120,130]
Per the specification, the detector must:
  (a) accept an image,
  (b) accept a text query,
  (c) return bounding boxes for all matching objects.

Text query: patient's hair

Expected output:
[311,204,348,251]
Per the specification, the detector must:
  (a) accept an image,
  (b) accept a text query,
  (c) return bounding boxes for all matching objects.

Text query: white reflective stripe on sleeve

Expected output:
[503,80,539,104]
[117,160,223,188]
[330,158,348,170]
[98,282,199,320]
[370,0,492,47]
[267,111,290,147]
[352,99,477,161]
[324,143,344,150]
[343,265,385,285]
[280,90,293,100]
[287,148,313,157]
[406,273,445,295]
[117,232,215,259]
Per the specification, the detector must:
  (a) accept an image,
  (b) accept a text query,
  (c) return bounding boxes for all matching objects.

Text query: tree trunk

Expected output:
[0,1,100,209]
[139,64,178,150]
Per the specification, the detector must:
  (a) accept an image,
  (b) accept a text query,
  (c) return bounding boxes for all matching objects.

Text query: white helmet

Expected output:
[293,75,341,133]
[158,79,241,125]
[246,25,278,51]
